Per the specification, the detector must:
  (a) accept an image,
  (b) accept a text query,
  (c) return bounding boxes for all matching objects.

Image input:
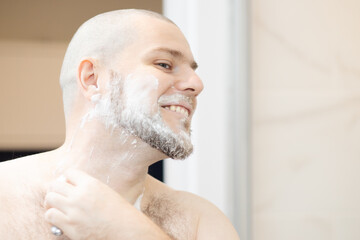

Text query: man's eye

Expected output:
[157,63,172,70]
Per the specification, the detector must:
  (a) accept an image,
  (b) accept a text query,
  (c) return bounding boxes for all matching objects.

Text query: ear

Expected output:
[77,58,99,99]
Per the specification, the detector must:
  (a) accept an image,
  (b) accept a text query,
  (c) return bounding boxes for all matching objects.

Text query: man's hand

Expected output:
[44,169,170,240]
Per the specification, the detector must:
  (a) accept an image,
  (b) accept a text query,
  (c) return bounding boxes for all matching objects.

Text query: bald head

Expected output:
[59,9,175,116]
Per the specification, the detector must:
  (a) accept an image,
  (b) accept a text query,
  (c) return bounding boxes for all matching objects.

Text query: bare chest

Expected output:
[0,187,69,240]
[143,196,199,240]
[1,190,197,240]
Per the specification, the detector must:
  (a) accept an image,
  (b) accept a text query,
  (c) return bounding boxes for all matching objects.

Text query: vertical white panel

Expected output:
[163,1,250,238]
[231,0,251,239]
[163,0,232,211]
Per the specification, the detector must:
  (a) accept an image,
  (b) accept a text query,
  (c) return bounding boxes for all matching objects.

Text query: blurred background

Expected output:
[1,0,360,239]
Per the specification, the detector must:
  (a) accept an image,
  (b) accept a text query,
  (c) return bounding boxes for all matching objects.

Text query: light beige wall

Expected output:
[0,40,67,149]
[0,0,162,150]
[251,0,360,239]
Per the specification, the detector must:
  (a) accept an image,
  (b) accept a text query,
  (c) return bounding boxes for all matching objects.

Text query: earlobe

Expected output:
[77,58,99,99]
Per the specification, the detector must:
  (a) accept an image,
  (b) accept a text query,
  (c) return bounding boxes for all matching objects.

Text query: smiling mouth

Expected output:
[162,105,190,118]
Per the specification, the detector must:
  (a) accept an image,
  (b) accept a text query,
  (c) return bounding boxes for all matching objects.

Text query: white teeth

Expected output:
[164,105,189,117]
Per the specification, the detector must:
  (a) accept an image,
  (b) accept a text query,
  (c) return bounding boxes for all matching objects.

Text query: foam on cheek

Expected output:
[123,74,159,114]
[80,73,160,132]
[80,79,120,129]
[91,93,101,103]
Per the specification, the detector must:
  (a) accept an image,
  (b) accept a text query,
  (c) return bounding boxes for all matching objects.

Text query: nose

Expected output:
[173,70,204,96]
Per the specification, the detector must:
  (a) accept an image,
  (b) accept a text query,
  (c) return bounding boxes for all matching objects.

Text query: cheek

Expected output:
[123,74,159,114]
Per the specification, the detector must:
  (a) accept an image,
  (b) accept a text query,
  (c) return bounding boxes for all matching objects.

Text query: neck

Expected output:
[54,121,163,204]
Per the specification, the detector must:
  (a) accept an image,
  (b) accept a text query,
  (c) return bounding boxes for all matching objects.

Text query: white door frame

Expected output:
[163,0,251,239]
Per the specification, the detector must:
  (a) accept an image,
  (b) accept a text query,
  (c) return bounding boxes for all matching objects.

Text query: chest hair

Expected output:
[143,195,196,240]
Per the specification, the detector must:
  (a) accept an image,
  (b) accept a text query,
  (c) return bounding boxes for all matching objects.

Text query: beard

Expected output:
[93,71,193,160]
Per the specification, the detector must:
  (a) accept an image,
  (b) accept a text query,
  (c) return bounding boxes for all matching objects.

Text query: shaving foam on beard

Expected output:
[113,73,193,159]
[80,72,159,130]
[120,75,193,136]
[80,70,193,159]
[118,101,193,159]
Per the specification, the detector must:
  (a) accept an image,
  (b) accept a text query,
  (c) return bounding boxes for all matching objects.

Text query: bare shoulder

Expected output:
[145,176,240,240]
[172,190,240,240]
[0,155,30,186]
[0,153,42,184]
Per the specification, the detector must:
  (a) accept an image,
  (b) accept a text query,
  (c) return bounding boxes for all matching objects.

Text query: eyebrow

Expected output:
[150,47,198,70]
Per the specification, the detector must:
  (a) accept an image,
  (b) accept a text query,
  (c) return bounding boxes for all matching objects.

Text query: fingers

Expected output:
[48,177,74,197]
[44,192,69,214]
[45,208,76,238]
[45,207,69,228]
[64,168,97,186]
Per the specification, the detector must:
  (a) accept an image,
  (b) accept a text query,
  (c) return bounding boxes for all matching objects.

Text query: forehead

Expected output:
[124,16,194,61]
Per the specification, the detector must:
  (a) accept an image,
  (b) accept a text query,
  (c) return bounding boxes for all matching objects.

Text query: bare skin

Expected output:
[0,153,238,240]
[0,10,240,240]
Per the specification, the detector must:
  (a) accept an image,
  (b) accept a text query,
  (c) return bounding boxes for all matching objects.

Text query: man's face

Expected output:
[97,17,203,159]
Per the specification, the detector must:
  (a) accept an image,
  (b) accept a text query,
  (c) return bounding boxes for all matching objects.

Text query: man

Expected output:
[0,9,240,240]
